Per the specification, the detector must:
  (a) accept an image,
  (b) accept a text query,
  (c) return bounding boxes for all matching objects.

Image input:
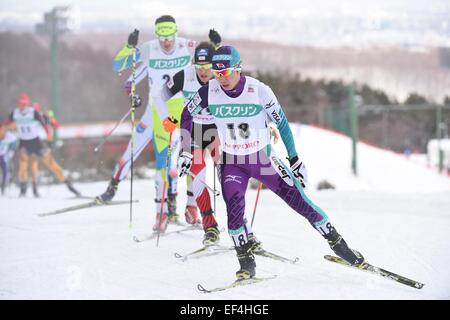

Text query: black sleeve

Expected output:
[167,69,185,96]
[33,110,47,127]
[42,114,50,125]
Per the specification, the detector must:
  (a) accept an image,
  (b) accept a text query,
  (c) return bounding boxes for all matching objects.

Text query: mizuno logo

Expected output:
[224,175,242,184]
[265,100,275,109]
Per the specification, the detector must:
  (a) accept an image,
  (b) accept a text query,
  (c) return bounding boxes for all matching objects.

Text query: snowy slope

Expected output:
[277,124,450,193]
[1,125,450,299]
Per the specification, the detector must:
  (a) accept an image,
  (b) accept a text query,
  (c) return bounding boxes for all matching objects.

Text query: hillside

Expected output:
[63,32,450,103]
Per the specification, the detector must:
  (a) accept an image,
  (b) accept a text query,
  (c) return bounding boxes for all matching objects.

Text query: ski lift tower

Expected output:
[35,6,71,121]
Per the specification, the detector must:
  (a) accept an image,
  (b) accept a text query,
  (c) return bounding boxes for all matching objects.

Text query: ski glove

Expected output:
[178,152,193,177]
[127,29,139,48]
[289,156,308,188]
[130,94,142,109]
[162,116,178,133]
[208,29,221,46]
[270,126,280,144]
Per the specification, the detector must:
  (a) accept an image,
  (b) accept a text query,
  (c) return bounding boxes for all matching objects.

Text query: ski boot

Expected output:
[235,242,256,280]
[152,212,169,233]
[167,193,179,223]
[95,178,118,203]
[247,233,263,254]
[19,182,27,197]
[32,182,40,198]
[65,179,81,197]
[185,205,201,224]
[201,210,219,229]
[325,228,364,266]
[202,226,220,246]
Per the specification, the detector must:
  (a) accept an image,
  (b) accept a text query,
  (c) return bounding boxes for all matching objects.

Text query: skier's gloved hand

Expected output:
[178,151,193,177]
[208,29,221,47]
[127,29,139,48]
[289,156,308,188]
[130,94,142,108]
[270,126,280,144]
[162,116,178,133]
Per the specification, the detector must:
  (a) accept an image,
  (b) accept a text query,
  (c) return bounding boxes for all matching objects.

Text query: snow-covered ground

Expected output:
[1,124,450,299]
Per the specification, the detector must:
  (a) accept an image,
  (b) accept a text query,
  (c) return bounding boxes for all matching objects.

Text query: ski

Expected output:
[38,199,139,217]
[169,219,197,228]
[174,244,232,261]
[324,255,425,290]
[133,224,202,243]
[197,275,277,293]
[175,245,299,264]
[254,249,300,264]
[65,195,96,200]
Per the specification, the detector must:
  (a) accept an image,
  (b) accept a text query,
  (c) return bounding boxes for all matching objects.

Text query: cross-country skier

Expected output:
[155,41,222,244]
[32,103,61,148]
[29,102,62,194]
[0,121,17,195]
[179,46,364,280]
[3,94,80,197]
[97,15,221,232]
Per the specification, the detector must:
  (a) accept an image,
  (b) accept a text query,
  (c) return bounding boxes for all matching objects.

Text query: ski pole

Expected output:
[250,181,262,227]
[94,109,132,152]
[188,170,220,197]
[128,47,137,230]
[249,127,275,227]
[213,164,217,215]
[156,129,174,247]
